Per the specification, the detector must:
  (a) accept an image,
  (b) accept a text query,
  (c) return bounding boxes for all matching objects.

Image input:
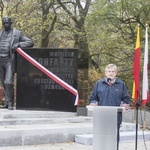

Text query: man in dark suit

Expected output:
[0,16,34,110]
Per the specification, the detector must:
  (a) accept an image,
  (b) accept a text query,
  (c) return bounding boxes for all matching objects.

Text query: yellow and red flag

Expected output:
[132,26,140,103]
[142,25,149,106]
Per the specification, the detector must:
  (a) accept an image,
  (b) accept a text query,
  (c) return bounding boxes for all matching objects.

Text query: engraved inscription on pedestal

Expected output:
[16,48,78,112]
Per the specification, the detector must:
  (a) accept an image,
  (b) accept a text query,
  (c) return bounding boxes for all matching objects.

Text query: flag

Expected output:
[142,25,149,106]
[132,25,140,103]
[16,48,79,106]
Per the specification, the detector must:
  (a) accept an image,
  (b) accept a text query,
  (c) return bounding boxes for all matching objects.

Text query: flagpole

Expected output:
[143,109,146,129]
[135,101,140,150]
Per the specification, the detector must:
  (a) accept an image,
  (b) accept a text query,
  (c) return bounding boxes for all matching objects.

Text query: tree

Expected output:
[55,0,93,105]
[0,0,4,18]
[0,0,58,47]
[40,0,57,47]
[56,0,92,68]
[86,0,150,93]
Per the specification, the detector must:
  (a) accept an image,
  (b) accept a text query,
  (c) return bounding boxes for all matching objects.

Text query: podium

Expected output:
[88,106,123,150]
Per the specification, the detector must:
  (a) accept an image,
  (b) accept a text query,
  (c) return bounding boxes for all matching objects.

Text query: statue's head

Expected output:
[2,16,13,31]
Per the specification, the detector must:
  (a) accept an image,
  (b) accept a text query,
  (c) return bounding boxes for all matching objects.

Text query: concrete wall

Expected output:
[122,109,150,128]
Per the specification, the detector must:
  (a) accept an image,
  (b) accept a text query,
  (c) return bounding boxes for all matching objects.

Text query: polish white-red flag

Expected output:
[16,48,79,106]
[142,25,149,106]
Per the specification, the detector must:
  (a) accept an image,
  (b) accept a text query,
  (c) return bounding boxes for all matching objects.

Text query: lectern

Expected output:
[92,106,123,150]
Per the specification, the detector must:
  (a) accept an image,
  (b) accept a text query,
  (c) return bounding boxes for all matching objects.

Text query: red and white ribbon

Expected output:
[16,48,79,106]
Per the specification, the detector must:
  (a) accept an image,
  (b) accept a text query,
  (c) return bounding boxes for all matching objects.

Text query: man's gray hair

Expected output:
[105,64,117,72]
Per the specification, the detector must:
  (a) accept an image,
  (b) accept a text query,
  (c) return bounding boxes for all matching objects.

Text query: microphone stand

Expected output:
[111,82,150,150]
[135,102,140,150]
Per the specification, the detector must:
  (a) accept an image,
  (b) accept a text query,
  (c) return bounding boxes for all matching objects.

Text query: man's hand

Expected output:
[12,43,20,52]
[120,102,130,110]
[89,102,98,106]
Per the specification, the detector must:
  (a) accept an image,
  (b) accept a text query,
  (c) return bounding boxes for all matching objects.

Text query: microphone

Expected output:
[107,78,112,85]
[107,78,111,82]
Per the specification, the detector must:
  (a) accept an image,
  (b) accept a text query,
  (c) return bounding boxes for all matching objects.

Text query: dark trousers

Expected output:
[117,123,121,150]
[0,57,14,105]
[117,111,122,150]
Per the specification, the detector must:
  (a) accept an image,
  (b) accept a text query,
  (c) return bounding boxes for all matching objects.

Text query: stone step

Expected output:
[0,122,93,147]
[0,109,93,147]
[120,130,150,142]
[0,109,144,147]
[1,121,141,147]
[0,116,93,125]
[75,130,150,145]
[0,109,77,119]
[0,109,92,125]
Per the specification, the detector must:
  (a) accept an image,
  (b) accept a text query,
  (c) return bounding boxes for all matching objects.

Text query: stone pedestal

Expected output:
[16,48,78,112]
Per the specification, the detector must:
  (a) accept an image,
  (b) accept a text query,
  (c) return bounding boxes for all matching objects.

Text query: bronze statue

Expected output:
[0,16,34,110]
